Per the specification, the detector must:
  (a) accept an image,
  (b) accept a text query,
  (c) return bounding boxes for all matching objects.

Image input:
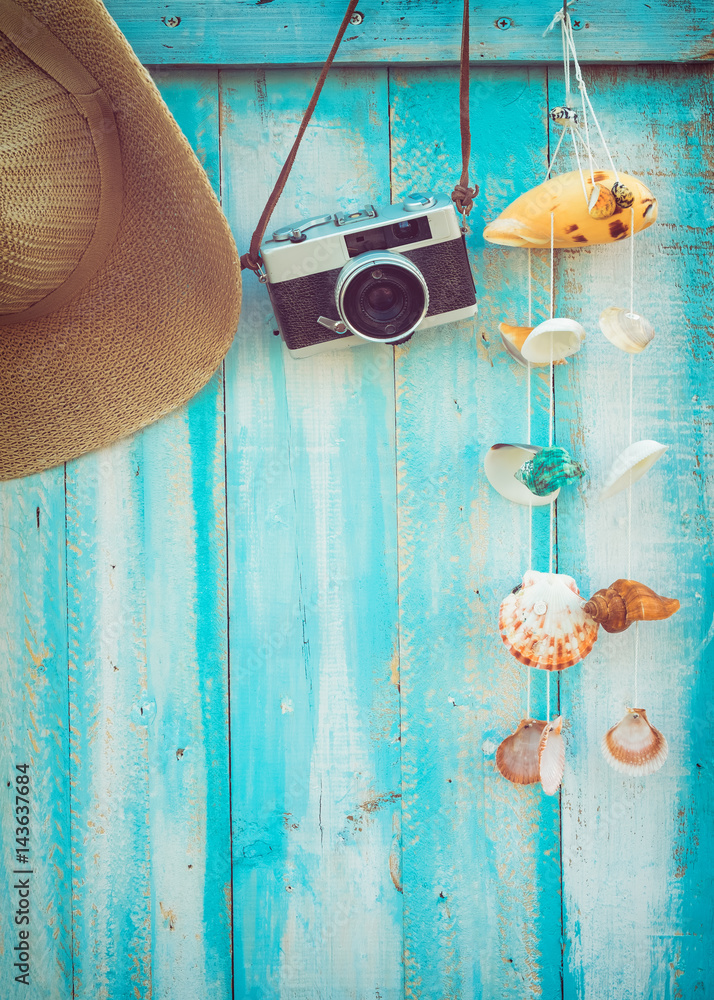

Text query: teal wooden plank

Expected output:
[67,69,232,999]
[0,471,70,999]
[550,65,714,997]
[391,65,562,999]
[105,0,714,66]
[220,66,403,997]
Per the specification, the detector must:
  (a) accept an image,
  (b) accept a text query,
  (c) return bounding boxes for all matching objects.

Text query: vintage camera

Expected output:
[260,192,477,357]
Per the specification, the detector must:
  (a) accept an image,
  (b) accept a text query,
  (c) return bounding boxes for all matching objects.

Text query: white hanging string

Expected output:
[569,127,590,203]
[527,667,532,719]
[547,670,551,723]
[548,213,555,576]
[627,204,640,697]
[527,249,533,573]
[634,622,640,706]
[629,206,635,315]
[546,127,569,181]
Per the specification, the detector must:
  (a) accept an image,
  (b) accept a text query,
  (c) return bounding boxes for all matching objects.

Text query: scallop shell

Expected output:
[588,184,617,220]
[521,318,586,364]
[483,169,657,248]
[499,570,598,671]
[600,439,667,499]
[550,106,579,126]
[496,718,547,785]
[599,307,654,353]
[611,181,635,208]
[539,716,565,795]
[515,445,585,497]
[602,707,668,775]
[484,444,560,507]
[584,579,680,633]
[499,322,566,367]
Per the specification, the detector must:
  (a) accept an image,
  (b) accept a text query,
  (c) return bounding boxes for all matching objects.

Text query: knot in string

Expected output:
[451,183,478,217]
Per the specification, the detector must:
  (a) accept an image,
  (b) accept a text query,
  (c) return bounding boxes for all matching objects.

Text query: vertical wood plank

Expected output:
[220,66,403,998]
[67,69,232,999]
[555,64,714,998]
[391,65,563,999]
[0,471,70,999]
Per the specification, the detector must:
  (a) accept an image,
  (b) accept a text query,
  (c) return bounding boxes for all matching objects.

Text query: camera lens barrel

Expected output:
[335,251,429,344]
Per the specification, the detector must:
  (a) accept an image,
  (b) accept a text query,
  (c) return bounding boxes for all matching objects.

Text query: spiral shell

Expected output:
[496,718,547,785]
[499,570,598,671]
[599,307,654,354]
[588,184,617,220]
[515,446,585,497]
[602,708,668,776]
[611,181,635,208]
[539,716,565,795]
[583,579,680,633]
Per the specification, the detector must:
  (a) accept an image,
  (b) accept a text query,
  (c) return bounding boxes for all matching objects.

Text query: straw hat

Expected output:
[0,0,241,480]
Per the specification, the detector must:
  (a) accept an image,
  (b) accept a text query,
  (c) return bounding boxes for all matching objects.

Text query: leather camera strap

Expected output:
[241,0,478,275]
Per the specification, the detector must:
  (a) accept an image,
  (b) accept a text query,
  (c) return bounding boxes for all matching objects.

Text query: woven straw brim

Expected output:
[0,0,241,480]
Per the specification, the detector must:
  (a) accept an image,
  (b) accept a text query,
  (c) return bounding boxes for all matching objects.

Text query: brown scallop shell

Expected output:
[496,718,547,785]
[539,716,565,795]
[602,708,668,775]
[583,579,680,634]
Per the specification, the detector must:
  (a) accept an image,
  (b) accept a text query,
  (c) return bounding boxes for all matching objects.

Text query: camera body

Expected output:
[260,192,477,357]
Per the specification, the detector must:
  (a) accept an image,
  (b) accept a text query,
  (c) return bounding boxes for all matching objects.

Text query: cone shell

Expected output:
[588,184,617,220]
[583,579,679,633]
[550,105,579,126]
[483,169,657,248]
[499,570,598,671]
[515,445,585,497]
[600,440,667,499]
[599,307,654,353]
[602,707,668,775]
[496,718,547,785]
[521,317,586,364]
[539,716,565,795]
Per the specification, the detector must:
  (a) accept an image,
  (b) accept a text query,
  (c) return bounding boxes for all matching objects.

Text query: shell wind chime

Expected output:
[486,4,679,796]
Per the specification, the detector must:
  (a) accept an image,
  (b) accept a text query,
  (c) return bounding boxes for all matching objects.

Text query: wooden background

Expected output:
[1,2,712,997]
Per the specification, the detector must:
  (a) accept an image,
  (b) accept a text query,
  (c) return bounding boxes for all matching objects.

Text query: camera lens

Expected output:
[335,251,429,344]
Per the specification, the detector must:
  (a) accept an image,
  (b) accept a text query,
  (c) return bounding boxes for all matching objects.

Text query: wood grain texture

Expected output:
[66,71,232,1000]
[551,64,714,999]
[0,471,70,1000]
[104,0,714,66]
[220,66,403,998]
[391,65,563,999]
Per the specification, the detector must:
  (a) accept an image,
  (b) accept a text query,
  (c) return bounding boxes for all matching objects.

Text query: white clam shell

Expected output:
[600,439,667,499]
[539,717,565,795]
[499,570,598,671]
[601,708,668,776]
[521,318,586,364]
[484,444,559,507]
[599,307,655,353]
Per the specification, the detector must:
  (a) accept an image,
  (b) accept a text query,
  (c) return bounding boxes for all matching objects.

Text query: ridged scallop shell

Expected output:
[588,184,616,220]
[483,169,657,248]
[600,439,667,499]
[599,307,654,353]
[496,718,547,785]
[515,446,585,497]
[521,317,586,364]
[499,570,598,671]
[539,716,565,795]
[602,708,668,775]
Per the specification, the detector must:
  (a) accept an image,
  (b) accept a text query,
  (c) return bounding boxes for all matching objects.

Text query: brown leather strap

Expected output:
[451,0,478,217]
[240,0,359,273]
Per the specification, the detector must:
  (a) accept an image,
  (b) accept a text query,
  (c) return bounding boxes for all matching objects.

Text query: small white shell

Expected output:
[601,707,668,776]
[599,307,655,353]
[600,439,667,499]
[521,318,586,364]
[539,716,565,795]
[484,444,559,507]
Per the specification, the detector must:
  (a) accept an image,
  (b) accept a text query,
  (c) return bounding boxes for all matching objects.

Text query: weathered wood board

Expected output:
[105,0,714,66]
[1,7,712,999]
